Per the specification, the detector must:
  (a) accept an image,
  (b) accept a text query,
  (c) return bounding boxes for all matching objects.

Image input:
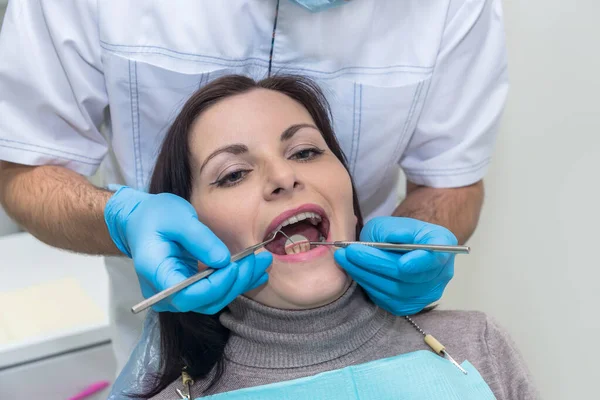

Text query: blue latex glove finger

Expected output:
[140,240,270,313]
[194,252,272,314]
[167,262,240,313]
[247,273,270,292]
[157,206,230,267]
[361,216,457,283]
[335,248,426,298]
[105,188,230,266]
[334,216,457,316]
[336,248,447,315]
[355,272,447,313]
[136,238,226,299]
[246,251,272,291]
[105,187,239,313]
[138,278,175,312]
[352,278,432,315]
[132,239,193,292]
[341,244,445,284]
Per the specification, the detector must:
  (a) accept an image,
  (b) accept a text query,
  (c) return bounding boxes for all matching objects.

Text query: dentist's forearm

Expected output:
[393,180,484,244]
[0,161,120,255]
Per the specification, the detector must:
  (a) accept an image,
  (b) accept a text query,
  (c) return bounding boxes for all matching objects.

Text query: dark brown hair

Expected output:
[136,75,364,397]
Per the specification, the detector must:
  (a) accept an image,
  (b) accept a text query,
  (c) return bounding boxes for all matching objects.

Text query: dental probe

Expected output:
[308,241,470,254]
[131,231,280,314]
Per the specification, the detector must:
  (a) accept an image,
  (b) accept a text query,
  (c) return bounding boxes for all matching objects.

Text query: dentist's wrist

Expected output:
[104,185,149,257]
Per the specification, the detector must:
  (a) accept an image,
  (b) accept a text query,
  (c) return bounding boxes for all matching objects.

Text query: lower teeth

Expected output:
[284,234,310,255]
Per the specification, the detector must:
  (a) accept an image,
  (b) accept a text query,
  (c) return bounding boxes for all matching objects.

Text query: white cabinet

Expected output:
[0,343,116,399]
[0,233,116,399]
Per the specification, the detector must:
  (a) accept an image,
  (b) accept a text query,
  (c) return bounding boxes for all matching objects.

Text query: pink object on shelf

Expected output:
[68,380,111,400]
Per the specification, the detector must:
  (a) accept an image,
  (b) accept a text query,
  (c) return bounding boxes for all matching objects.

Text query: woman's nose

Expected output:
[263,161,302,200]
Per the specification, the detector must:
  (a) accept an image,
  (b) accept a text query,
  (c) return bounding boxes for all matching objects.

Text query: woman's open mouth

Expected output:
[263,208,329,256]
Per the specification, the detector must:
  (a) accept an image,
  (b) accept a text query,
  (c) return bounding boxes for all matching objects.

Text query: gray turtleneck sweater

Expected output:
[151,283,539,399]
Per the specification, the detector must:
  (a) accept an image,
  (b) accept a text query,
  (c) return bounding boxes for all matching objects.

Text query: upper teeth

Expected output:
[270,211,322,237]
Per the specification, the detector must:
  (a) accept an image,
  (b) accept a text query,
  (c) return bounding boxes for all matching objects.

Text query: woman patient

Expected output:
[124,75,538,399]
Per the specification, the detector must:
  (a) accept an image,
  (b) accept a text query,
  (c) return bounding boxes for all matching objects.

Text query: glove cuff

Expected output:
[104,186,148,258]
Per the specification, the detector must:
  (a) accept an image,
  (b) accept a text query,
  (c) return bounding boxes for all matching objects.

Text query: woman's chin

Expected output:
[245,259,351,310]
[280,277,352,310]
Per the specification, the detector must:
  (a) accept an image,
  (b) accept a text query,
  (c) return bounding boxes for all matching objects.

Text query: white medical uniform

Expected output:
[0,0,508,371]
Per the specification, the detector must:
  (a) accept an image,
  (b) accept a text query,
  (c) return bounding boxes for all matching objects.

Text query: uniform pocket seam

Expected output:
[101,41,269,69]
[0,141,102,165]
[350,84,363,176]
[0,138,103,163]
[276,65,433,81]
[376,80,426,189]
[129,60,143,189]
[101,41,434,80]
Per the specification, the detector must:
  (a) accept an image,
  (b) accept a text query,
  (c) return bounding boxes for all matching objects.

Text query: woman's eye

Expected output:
[290,148,324,161]
[214,170,250,187]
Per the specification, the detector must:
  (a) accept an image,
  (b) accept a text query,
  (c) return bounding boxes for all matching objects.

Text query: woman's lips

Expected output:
[264,204,327,241]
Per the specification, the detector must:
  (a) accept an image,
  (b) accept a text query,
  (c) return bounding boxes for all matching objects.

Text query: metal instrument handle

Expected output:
[131,268,216,314]
[131,233,277,314]
[346,241,470,254]
[311,241,470,254]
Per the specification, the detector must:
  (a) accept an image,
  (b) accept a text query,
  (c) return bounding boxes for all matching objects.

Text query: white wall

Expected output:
[0,210,19,235]
[442,1,600,399]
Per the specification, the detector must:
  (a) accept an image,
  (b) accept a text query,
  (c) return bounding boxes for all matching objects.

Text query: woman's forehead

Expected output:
[190,89,317,148]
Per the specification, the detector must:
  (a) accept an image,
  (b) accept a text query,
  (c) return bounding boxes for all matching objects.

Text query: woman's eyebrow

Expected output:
[281,123,319,141]
[199,144,248,173]
[199,124,318,173]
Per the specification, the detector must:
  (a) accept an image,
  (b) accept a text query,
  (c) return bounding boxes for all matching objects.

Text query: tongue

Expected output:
[266,221,321,255]
[281,221,321,240]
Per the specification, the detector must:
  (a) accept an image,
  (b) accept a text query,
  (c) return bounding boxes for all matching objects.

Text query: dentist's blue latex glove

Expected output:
[334,216,456,316]
[104,186,271,314]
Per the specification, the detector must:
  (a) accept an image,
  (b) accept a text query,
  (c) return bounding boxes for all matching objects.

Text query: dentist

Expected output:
[0,0,508,371]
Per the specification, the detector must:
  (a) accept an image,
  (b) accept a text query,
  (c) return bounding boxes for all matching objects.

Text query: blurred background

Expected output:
[0,4,113,399]
[440,1,599,399]
[1,1,598,399]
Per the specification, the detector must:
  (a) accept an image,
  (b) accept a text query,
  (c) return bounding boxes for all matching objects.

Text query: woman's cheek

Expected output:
[205,220,244,252]
[217,203,259,251]
[333,165,354,201]
[331,165,357,239]
[197,201,233,240]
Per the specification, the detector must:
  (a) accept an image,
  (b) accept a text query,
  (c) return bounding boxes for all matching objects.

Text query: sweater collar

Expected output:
[220,281,389,368]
